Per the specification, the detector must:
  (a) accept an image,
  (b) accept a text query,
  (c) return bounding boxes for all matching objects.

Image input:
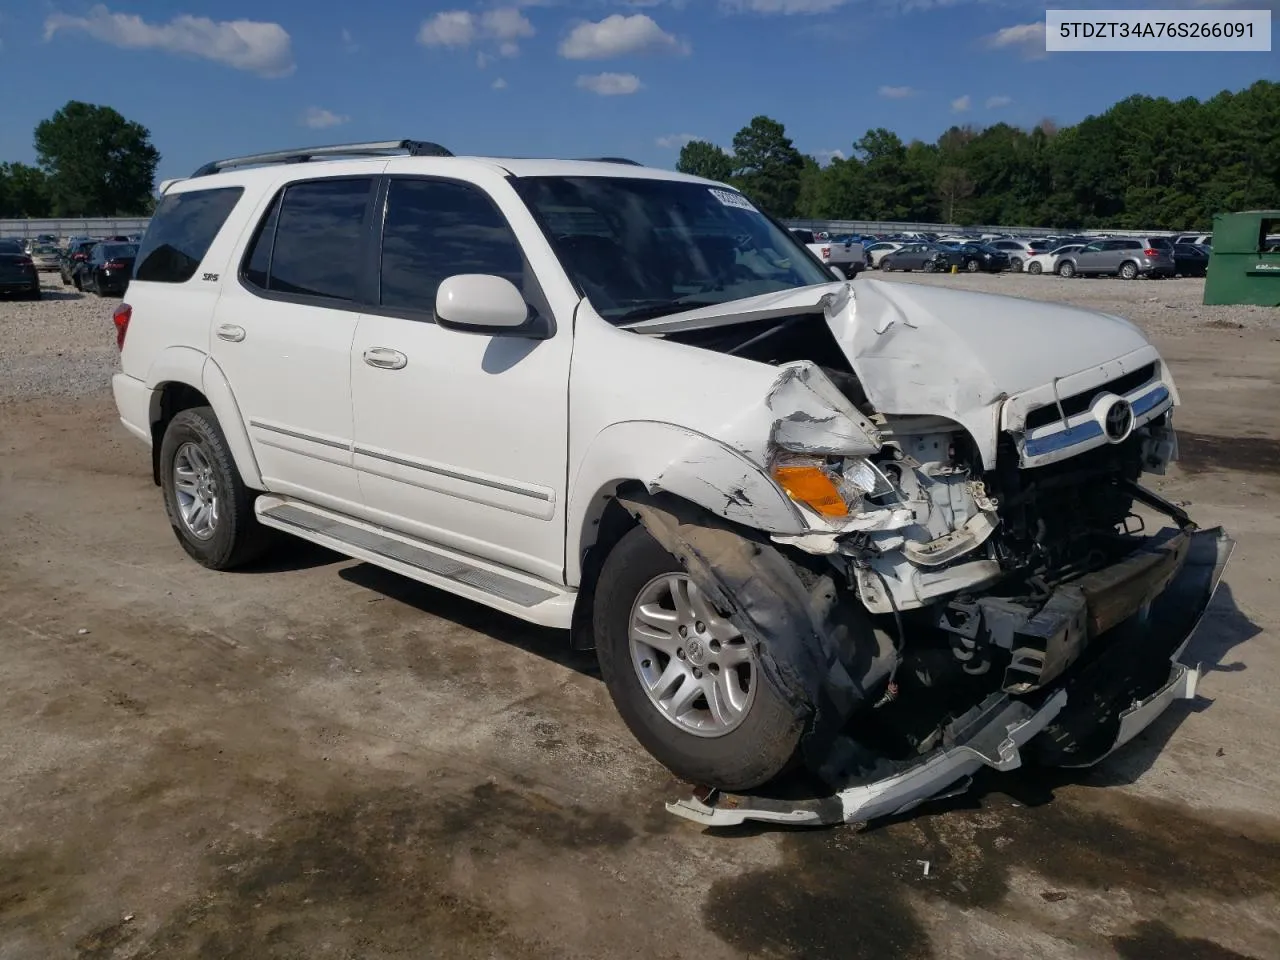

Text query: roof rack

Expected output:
[190,139,453,178]
[579,157,643,166]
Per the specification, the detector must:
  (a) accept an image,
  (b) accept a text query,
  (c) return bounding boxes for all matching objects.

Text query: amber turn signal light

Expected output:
[771,464,849,518]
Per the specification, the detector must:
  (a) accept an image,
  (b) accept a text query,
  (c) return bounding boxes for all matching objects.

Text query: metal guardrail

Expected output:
[0,217,151,240]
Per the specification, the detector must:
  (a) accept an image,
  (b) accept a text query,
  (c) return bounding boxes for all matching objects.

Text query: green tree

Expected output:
[675,140,734,182]
[936,166,974,223]
[34,101,160,216]
[730,115,804,217]
[0,163,52,217]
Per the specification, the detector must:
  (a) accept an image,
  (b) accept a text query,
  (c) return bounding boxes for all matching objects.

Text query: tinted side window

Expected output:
[241,192,282,290]
[1122,240,1143,250]
[135,187,243,283]
[380,178,524,314]
[266,178,373,301]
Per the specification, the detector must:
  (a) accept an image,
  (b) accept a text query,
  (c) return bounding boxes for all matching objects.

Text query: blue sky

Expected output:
[0,1,1275,182]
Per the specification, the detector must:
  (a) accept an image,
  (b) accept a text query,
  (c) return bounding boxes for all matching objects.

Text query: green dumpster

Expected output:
[1203,210,1280,306]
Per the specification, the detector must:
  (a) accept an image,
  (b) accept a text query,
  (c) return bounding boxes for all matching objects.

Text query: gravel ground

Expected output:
[0,275,121,403]
[2,271,1275,406]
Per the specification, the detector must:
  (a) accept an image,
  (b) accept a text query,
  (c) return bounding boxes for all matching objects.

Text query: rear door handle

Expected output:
[363,347,407,370]
[216,323,246,343]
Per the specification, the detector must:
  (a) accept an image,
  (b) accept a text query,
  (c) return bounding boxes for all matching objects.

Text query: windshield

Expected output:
[513,176,832,324]
[101,244,138,259]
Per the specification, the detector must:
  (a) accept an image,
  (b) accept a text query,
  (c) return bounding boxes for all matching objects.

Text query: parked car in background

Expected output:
[60,240,98,286]
[1172,242,1209,277]
[0,239,41,300]
[1055,237,1175,279]
[1025,243,1085,275]
[865,241,903,268]
[789,228,865,277]
[28,244,62,272]
[984,239,1038,271]
[1174,233,1212,248]
[79,242,138,296]
[953,242,1012,272]
[879,241,960,273]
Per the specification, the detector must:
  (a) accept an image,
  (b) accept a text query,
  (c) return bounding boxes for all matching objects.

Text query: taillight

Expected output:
[821,246,831,260]
[1144,248,1160,257]
[112,303,132,350]
[104,260,127,270]
[74,253,88,261]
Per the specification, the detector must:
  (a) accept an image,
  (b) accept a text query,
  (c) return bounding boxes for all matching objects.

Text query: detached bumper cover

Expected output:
[667,526,1233,829]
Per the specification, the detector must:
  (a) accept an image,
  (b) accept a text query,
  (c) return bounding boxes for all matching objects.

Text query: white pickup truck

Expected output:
[790,228,865,278]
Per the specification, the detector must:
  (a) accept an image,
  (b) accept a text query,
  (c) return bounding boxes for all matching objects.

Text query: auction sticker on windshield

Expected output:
[709,188,757,211]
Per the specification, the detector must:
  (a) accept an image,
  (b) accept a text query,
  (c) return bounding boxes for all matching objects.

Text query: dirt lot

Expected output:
[2,272,1279,960]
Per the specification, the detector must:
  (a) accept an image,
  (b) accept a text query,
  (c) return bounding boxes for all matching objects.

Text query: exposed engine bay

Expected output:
[625,280,1230,825]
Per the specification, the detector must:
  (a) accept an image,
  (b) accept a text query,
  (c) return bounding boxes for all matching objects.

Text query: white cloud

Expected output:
[301,107,349,129]
[878,84,916,99]
[575,72,642,95]
[720,0,846,14]
[986,21,1048,60]
[985,94,1012,108]
[951,94,971,113]
[477,50,492,67]
[418,11,475,47]
[419,8,534,55]
[492,77,508,89]
[814,149,845,164]
[656,132,699,148]
[340,27,358,52]
[43,5,294,77]
[559,14,687,59]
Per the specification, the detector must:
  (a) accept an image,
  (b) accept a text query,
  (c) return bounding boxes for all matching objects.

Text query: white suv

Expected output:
[111,140,1228,820]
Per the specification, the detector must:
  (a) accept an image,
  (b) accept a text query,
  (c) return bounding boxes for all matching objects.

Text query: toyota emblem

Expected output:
[1104,399,1134,442]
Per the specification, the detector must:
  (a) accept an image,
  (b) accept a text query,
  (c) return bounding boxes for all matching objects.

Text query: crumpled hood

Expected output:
[831,279,1151,412]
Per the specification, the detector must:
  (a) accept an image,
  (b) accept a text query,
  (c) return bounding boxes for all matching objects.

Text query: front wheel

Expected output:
[1009,257,1023,272]
[593,526,802,790]
[160,407,273,570]
[922,260,937,273]
[1027,261,1043,275]
[1058,260,1076,278]
[881,260,894,272]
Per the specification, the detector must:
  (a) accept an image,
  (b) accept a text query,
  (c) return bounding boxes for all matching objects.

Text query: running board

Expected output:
[255,496,576,628]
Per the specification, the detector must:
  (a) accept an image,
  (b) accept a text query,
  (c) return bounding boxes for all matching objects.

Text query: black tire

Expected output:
[159,407,273,570]
[27,287,41,301]
[965,258,980,273]
[1009,257,1023,272]
[72,274,82,291]
[1119,261,1138,280]
[922,260,936,273]
[881,259,894,272]
[1058,260,1076,278]
[593,525,802,790]
[1027,261,1043,275]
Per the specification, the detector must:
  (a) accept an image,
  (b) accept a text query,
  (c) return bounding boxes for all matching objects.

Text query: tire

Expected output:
[922,260,936,273]
[881,260,893,272]
[159,407,273,571]
[1119,261,1138,280]
[965,258,980,273]
[1009,257,1023,272]
[1058,260,1076,278]
[1027,261,1043,275]
[26,287,42,301]
[593,525,802,790]
[72,274,82,291]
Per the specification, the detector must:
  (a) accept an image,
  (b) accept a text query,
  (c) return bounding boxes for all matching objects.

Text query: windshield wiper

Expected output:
[614,299,720,325]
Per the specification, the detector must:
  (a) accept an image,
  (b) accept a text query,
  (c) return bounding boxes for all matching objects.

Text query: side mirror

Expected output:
[435,274,535,335]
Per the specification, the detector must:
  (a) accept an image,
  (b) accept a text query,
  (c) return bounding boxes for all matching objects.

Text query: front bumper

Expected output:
[667,526,1233,828]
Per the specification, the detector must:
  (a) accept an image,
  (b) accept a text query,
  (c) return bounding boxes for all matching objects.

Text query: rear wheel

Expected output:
[1027,261,1043,275]
[965,258,980,273]
[1119,261,1138,280]
[160,407,273,570]
[593,526,801,790]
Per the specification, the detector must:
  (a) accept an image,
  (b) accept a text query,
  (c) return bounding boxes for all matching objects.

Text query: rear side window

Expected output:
[241,177,374,301]
[135,187,243,283]
[379,178,524,314]
[1147,238,1172,251]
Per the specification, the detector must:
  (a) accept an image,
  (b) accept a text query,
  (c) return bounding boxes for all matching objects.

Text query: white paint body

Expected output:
[112,155,1179,626]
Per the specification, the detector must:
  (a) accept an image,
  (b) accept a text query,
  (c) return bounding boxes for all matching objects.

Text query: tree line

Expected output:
[0,101,159,218]
[678,80,1280,231]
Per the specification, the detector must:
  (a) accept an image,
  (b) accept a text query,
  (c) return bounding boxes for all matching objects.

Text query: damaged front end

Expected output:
[625,280,1234,827]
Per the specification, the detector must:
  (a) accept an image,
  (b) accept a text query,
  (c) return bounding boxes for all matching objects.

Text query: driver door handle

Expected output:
[363,347,408,370]
[216,323,246,343]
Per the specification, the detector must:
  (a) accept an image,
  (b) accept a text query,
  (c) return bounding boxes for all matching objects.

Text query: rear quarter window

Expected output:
[134,186,244,283]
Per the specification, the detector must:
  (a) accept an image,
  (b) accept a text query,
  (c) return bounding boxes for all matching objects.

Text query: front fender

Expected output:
[566,420,806,585]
